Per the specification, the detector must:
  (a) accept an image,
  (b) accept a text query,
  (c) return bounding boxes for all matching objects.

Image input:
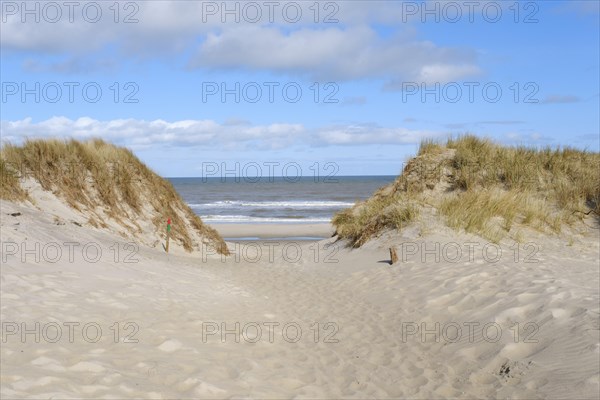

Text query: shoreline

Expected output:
[210,222,335,240]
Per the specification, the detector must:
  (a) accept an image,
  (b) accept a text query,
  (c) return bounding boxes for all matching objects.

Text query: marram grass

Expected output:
[333,135,600,246]
[1,138,228,254]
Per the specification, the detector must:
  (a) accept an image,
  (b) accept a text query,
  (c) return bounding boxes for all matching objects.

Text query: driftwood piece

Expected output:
[389,247,398,265]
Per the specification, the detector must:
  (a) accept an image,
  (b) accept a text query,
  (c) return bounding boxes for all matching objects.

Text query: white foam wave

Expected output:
[201,215,331,223]
[190,200,354,208]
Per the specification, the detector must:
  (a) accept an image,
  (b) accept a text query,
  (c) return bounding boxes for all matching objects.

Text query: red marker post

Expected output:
[166,218,171,253]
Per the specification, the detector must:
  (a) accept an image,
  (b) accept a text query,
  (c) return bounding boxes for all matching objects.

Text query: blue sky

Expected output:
[1,0,599,177]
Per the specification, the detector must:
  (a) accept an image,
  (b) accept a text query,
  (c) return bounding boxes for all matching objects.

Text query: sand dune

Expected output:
[2,138,599,398]
[1,194,599,399]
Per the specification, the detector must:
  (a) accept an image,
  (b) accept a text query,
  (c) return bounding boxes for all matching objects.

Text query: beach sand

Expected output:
[1,198,599,399]
[213,222,334,240]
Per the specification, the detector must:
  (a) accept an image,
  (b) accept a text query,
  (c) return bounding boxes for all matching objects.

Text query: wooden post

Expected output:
[166,218,171,253]
[389,247,398,265]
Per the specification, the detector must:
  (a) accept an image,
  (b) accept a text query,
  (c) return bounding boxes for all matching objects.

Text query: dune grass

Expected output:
[1,138,228,254]
[0,158,27,201]
[332,195,419,247]
[333,135,600,245]
[417,138,446,156]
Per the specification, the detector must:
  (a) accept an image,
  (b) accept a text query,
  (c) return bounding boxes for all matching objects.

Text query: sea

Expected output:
[169,176,396,224]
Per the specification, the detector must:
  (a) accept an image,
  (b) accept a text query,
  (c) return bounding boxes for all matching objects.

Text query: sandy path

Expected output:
[1,200,599,399]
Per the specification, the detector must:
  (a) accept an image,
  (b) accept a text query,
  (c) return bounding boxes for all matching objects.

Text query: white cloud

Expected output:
[0,117,302,151]
[541,95,581,104]
[1,117,442,149]
[313,124,443,145]
[0,1,416,54]
[22,57,117,74]
[501,131,551,146]
[415,64,482,83]
[1,2,208,54]
[189,25,480,83]
[1,2,481,84]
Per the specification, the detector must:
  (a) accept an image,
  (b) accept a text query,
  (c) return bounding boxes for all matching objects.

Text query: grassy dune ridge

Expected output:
[333,135,600,246]
[0,138,229,254]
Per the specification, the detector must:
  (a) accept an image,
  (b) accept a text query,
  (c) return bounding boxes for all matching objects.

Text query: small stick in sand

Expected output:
[389,247,398,265]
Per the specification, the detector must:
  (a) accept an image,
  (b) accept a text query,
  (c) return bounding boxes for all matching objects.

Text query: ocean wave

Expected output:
[190,200,354,208]
[201,215,331,223]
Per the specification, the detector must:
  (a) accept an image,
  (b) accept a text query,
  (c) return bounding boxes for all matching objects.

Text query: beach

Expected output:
[213,222,334,240]
[2,195,599,399]
[2,0,599,397]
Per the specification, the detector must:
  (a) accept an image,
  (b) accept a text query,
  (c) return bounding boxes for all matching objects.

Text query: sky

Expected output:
[1,0,599,177]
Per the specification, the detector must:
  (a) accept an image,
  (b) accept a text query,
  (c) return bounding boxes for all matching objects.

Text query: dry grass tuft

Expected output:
[1,138,229,254]
[0,158,28,201]
[332,195,418,247]
[333,135,600,246]
[417,138,445,156]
